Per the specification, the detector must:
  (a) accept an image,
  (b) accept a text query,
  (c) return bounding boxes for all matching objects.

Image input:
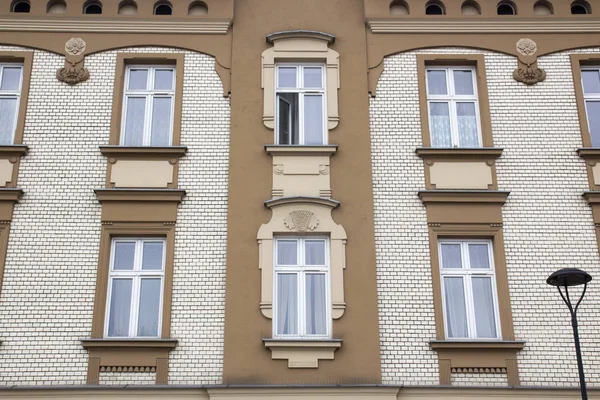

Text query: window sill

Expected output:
[0,145,29,157]
[263,338,342,368]
[577,147,600,158]
[430,340,525,350]
[99,145,187,158]
[265,144,338,157]
[81,339,177,385]
[416,147,503,158]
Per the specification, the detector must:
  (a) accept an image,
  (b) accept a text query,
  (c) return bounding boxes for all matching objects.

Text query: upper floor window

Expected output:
[105,238,166,338]
[121,65,175,146]
[276,64,326,145]
[0,64,23,145]
[274,237,330,339]
[426,66,481,147]
[581,67,600,146]
[439,239,500,340]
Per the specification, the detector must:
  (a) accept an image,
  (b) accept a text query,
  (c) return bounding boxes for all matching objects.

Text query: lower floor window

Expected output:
[439,239,500,340]
[105,237,166,338]
[274,237,330,338]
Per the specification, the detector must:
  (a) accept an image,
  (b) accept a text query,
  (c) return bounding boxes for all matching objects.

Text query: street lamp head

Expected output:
[546,268,592,287]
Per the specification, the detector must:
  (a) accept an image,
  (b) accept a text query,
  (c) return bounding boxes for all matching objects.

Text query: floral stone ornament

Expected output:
[56,38,90,85]
[513,38,546,86]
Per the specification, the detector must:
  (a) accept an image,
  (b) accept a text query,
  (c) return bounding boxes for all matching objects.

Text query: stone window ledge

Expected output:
[430,340,524,386]
[418,190,510,204]
[265,145,338,157]
[94,188,186,203]
[82,339,177,385]
[263,339,342,369]
[0,145,29,157]
[0,188,23,202]
[99,146,188,158]
[416,147,503,159]
[94,189,186,223]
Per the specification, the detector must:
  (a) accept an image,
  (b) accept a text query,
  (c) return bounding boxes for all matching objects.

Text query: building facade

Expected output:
[0,0,599,398]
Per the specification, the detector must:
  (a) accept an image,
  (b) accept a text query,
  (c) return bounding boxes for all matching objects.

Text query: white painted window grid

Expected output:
[425,66,482,147]
[104,237,166,339]
[275,63,327,145]
[0,63,23,145]
[438,239,501,340]
[580,66,600,146]
[273,236,331,339]
[121,65,176,146]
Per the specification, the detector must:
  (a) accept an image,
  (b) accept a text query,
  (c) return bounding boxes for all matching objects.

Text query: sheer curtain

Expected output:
[306,274,326,335]
[430,102,452,147]
[472,277,497,338]
[444,277,468,338]
[108,279,132,337]
[276,273,298,335]
[0,98,16,145]
[137,278,161,337]
[457,102,478,147]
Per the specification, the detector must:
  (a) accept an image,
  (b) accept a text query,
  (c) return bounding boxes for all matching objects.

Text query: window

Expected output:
[154,1,172,15]
[274,237,330,338]
[497,2,516,15]
[121,65,175,146]
[105,238,165,338]
[276,64,326,145]
[0,64,23,145]
[425,1,445,15]
[425,66,481,147]
[439,240,500,340]
[11,1,30,12]
[571,1,591,14]
[83,1,102,14]
[580,67,600,146]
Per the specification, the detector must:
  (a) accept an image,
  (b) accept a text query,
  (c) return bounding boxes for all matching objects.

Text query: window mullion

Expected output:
[130,275,140,337]
[299,93,305,145]
[299,269,306,336]
[449,101,459,147]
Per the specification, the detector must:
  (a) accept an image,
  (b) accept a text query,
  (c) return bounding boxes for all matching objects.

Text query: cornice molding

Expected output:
[94,188,186,202]
[0,18,231,34]
[265,145,338,157]
[264,196,340,209]
[266,30,335,44]
[418,190,510,204]
[367,18,600,34]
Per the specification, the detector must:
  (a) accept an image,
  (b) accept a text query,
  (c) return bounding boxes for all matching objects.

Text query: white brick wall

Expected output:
[371,47,600,386]
[0,46,229,385]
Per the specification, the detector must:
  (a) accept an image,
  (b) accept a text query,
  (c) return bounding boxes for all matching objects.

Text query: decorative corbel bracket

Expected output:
[513,38,546,86]
[57,37,90,85]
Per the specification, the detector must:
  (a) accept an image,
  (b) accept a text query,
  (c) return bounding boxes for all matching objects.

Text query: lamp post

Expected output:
[546,268,592,400]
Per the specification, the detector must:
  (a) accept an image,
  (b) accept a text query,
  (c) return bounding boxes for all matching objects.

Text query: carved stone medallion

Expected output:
[284,210,319,232]
[513,38,546,85]
[65,38,87,55]
[57,38,90,85]
[516,38,537,56]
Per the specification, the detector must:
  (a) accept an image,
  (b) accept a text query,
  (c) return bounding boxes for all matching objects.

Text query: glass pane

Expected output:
[1,67,22,91]
[427,70,447,95]
[276,273,298,335]
[472,277,497,338]
[582,70,600,94]
[469,243,490,269]
[142,242,164,270]
[457,102,479,147]
[123,97,146,146]
[113,241,135,270]
[137,278,161,337]
[306,274,327,335]
[305,240,325,265]
[277,240,297,265]
[303,67,322,88]
[128,69,148,90]
[304,95,324,145]
[429,102,451,147]
[453,70,474,95]
[107,279,132,337]
[586,101,600,147]
[0,98,17,145]
[278,96,291,145]
[150,97,172,146]
[444,277,468,338]
[441,244,462,269]
[154,69,174,91]
[278,67,297,88]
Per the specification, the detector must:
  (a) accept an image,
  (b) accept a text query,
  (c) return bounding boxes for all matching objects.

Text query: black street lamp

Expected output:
[546,268,593,400]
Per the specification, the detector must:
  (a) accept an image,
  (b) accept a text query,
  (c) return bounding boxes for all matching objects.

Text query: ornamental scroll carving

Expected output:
[513,38,546,86]
[56,38,90,85]
[284,210,319,231]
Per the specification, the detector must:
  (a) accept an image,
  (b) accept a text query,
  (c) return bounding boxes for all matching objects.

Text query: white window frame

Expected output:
[121,65,176,146]
[581,66,600,146]
[425,66,482,147]
[273,236,331,339]
[275,63,328,145]
[104,237,166,339]
[438,239,501,340]
[0,63,23,145]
